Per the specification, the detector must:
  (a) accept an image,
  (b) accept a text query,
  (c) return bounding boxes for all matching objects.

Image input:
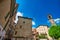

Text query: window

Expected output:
[15,31,17,35]
[23,21,25,23]
[20,25,22,28]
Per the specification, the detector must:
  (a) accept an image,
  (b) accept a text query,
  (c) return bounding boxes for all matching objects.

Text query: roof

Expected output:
[18,16,32,20]
[36,25,49,28]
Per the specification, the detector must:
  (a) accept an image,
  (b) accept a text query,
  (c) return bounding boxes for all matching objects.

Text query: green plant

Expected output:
[39,34,47,39]
[49,25,60,39]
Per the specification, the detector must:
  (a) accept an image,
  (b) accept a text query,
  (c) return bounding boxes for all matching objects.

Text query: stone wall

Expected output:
[0,0,11,27]
[13,16,32,40]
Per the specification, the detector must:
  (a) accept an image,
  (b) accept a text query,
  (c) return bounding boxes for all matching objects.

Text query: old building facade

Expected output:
[36,25,53,40]
[32,28,39,40]
[0,0,16,29]
[36,25,48,35]
[0,0,11,28]
[13,16,32,40]
[0,0,19,39]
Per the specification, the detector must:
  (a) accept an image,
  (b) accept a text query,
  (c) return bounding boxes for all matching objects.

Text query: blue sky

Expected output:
[16,0,60,28]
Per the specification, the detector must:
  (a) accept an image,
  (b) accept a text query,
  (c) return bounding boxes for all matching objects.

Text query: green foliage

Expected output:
[49,25,60,39]
[39,34,47,39]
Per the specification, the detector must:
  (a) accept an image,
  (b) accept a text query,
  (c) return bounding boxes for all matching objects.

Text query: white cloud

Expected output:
[54,18,60,23]
[32,26,36,28]
[16,12,23,16]
[47,18,60,23]
[14,12,23,23]
[54,18,60,21]
[32,21,35,25]
[14,12,36,26]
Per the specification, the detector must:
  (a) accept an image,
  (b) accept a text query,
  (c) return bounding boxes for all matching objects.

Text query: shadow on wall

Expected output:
[0,0,3,3]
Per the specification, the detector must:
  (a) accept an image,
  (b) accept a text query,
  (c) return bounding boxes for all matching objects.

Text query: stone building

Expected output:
[0,0,16,29]
[0,0,19,39]
[36,25,48,35]
[0,0,11,28]
[32,28,39,40]
[36,25,53,40]
[5,3,19,32]
[13,16,32,40]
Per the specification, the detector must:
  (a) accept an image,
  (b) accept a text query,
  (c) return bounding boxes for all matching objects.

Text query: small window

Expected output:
[15,31,17,35]
[23,21,25,23]
[20,25,22,28]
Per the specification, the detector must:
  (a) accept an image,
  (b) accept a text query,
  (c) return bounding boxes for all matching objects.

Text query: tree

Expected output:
[48,25,60,39]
